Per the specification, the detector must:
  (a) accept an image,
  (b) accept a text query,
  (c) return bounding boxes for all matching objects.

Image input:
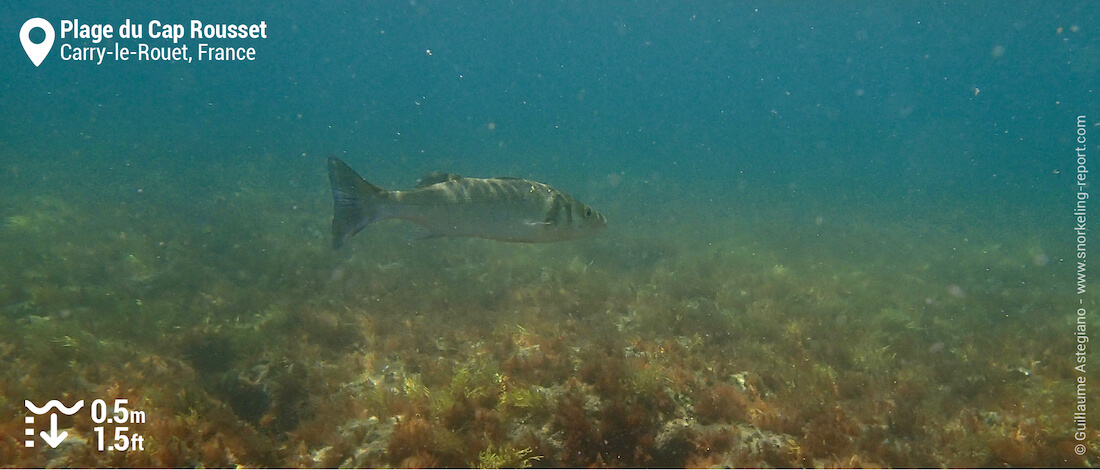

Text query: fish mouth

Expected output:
[594,214,608,230]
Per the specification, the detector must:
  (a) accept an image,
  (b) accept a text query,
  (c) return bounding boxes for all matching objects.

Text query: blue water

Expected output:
[2,1,1096,467]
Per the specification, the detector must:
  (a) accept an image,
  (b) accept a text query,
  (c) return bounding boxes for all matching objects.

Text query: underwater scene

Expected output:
[1,1,1097,468]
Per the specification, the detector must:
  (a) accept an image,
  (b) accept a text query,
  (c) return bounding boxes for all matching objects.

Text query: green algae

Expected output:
[476,444,541,468]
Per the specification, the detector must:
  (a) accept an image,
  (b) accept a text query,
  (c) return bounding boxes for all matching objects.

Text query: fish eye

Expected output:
[585,207,593,218]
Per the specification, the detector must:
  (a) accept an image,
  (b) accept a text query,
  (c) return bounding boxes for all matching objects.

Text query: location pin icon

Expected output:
[20,18,55,67]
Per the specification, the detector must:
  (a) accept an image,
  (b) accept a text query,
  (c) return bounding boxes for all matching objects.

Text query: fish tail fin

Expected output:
[328,156,388,249]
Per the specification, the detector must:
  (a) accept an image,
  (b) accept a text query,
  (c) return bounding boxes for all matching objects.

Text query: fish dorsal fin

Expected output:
[416,171,464,188]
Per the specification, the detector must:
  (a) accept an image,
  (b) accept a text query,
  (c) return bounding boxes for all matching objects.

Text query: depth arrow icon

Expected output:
[40,414,67,448]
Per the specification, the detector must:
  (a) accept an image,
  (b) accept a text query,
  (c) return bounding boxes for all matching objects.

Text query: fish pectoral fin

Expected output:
[408,227,446,242]
[409,228,442,241]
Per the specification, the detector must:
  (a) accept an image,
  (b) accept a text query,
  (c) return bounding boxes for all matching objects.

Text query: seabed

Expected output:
[0,155,1093,468]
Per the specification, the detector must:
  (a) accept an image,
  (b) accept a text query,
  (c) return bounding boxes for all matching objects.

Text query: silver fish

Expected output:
[328,157,606,248]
